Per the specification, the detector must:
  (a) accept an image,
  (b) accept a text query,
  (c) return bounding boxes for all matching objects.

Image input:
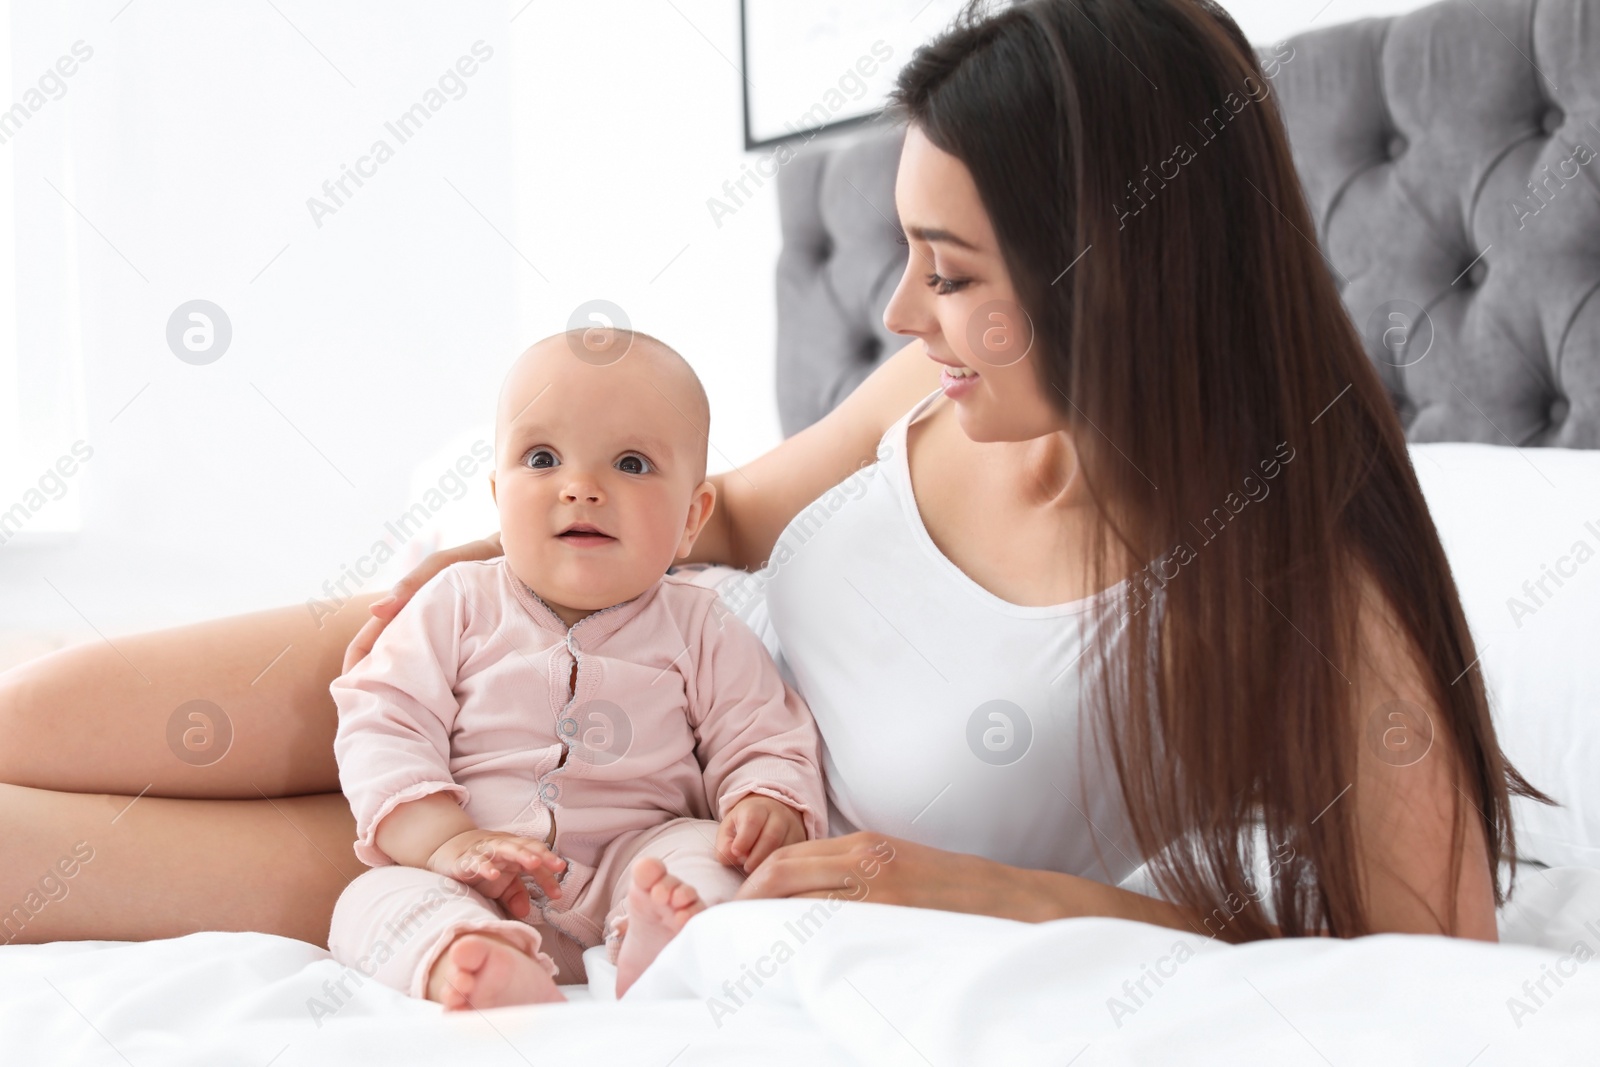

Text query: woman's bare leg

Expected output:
[0,593,380,943]
[0,784,357,945]
[0,594,380,798]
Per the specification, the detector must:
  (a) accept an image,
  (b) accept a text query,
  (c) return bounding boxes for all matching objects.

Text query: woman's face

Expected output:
[883,124,1067,444]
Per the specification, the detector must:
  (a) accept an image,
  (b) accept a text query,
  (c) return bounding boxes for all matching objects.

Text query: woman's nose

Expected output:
[882,259,934,340]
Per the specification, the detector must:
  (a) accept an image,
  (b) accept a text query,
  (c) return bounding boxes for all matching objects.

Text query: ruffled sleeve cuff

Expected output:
[717,756,829,842]
[353,780,471,868]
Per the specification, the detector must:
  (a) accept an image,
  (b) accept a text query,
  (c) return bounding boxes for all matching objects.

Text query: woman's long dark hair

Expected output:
[890,0,1553,939]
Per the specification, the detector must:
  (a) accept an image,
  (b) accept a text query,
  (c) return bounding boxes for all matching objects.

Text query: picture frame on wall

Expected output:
[738,0,969,150]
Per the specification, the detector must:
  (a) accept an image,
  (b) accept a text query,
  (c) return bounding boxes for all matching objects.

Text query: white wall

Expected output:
[1,0,789,636]
[0,0,1438,640]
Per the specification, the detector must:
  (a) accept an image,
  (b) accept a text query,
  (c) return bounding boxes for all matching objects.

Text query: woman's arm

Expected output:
[685,339,942,571]
[733,831,1218,937]
[1341,565,1499,941]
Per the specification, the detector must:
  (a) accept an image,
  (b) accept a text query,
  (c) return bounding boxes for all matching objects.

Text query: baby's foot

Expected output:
[426,931,565,1011]
[614,857,707,997]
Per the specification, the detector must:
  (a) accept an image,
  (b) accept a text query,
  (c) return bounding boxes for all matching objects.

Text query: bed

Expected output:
[7,0,1600,1062]
[4,869,1598,1064]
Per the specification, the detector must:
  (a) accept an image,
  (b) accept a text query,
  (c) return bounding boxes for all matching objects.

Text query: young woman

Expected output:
[0,0,1547,951]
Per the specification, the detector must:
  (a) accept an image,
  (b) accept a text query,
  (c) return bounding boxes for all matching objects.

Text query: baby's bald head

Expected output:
[495,329,710,483]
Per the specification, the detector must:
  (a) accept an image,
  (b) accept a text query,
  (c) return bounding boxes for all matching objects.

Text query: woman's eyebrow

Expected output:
[905,224,979,252]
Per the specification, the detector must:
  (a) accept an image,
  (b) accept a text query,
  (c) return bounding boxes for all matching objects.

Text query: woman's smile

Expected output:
[926,347,982,399]
[937,364,981,400]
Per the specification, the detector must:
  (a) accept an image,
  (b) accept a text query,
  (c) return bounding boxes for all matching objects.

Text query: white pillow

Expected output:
[1410,443,1600,869]
[376,424,500,590]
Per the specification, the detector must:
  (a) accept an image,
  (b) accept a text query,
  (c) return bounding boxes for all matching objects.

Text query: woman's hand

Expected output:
[342,533,503,672]
[731,831,1049,921]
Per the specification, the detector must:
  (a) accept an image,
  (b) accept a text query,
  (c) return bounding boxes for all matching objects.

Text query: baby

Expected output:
[326,328,828,1010]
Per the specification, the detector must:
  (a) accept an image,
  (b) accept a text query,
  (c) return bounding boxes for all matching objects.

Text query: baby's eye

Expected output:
[524,448,559,470]
[616,453,652,475]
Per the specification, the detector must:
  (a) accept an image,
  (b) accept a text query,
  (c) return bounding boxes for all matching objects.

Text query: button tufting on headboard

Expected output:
[774,125,909,436]
[1548,393,1570,426]
[771,0,1599,449]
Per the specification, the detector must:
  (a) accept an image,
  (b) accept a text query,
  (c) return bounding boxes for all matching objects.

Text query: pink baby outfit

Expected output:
[325,558,828,995]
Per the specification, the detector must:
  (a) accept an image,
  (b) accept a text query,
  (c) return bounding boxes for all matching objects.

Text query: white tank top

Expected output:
[705,389,1147,886]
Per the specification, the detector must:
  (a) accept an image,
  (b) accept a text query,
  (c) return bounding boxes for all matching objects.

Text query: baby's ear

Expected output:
[678,479,717,554]
[488,469,498,505]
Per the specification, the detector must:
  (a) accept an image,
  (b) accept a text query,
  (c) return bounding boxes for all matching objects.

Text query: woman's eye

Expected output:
[616,453,652,475]
[924,272,970,295]
[524,448,559,469]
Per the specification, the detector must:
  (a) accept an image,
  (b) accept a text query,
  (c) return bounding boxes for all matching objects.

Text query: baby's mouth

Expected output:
[556,522,616,546]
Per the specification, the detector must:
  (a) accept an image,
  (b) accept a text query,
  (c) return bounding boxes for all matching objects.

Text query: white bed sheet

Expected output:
[3,864,1596,1065]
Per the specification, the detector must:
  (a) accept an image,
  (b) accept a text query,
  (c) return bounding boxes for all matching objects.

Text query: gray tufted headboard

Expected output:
[773,0,1600,448]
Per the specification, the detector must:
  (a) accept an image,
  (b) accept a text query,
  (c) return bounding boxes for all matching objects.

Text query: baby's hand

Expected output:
[716,795,807,874]
[426,829,567,920]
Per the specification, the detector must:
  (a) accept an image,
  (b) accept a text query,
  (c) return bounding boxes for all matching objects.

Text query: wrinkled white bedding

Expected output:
[3,864,1595,1065]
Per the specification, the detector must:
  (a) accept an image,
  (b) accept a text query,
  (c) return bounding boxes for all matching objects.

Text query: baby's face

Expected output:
[491,333,714,626]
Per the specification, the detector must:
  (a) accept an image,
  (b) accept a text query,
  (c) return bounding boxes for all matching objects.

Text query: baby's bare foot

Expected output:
[425,931,565,1011]
[615,857,706,997]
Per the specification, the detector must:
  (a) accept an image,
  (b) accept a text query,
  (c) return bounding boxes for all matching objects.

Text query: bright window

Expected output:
[0,0,88,545]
